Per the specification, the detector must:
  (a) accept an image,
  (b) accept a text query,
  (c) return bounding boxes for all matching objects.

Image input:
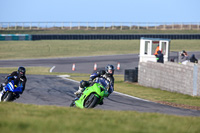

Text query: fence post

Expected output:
[15,23,17,30]
[62,22,64,29]
[30,23,32,30]
[7,23,9,30]
[104,22,106,30]
[181,23,183,30]
[46,23,48,29]
[146,22,148,30]
[78,22,80,30]
[70,22,72,30]
[95,22,97,30]
[87,22,89,30]
[37,23,40,30]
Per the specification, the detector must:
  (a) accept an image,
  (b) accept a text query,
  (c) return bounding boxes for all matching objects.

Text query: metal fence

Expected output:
[0,22,200,30]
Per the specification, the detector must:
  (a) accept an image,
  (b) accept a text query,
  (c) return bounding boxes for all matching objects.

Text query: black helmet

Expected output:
[105,64,115,76]
[18,66,26,77]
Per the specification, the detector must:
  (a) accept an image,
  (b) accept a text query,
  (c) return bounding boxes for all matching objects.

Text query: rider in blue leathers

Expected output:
[0,67,27,97]
[74,65,115,101]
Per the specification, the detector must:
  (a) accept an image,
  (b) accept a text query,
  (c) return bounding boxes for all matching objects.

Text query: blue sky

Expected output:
[0,0,199,22]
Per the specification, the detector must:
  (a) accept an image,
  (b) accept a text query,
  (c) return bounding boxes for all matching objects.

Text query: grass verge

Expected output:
[0,40,200,60]
[0,102,200,133]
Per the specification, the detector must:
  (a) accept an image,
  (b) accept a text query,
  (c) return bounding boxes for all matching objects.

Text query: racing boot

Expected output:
[99,100,103,105]
[74,86,84,95]
[0,83,5,91]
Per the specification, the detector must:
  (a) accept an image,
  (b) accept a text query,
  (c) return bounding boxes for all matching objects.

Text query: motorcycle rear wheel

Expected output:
[84,93,99,108]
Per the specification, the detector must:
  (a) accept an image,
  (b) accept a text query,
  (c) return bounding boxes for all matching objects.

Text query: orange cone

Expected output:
[117,63,120,70]
[94,63,97,71]
[72,63,75,71]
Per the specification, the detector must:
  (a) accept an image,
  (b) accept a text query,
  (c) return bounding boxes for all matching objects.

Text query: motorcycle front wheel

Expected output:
[2,92,13,102]
[84,93,99,108]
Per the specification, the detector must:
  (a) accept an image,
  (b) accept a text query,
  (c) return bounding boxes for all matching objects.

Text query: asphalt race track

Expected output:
[1,74,200,116]
[1,53,200,116]
[0,54,139,75]
[1,52,200,74]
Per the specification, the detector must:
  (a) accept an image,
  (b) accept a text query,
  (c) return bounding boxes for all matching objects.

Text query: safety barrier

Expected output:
[124,67,138,82]
[0,34,32,40]
[1,34,200,41]
[32,34,200,40]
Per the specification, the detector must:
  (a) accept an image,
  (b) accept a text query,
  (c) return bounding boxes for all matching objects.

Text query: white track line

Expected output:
[58,75,150,102]
[50,66,56,73]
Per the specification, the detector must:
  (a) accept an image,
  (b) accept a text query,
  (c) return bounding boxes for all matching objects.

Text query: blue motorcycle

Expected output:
[0,80,23,102]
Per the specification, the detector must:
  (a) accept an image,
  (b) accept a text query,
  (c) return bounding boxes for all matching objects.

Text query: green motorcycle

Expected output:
[70,82,109,108]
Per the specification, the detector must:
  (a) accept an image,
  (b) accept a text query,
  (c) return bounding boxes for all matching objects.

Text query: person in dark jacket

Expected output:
[74,64,115,99]
[190,54,198,63]
[0,67,27,96]
[156,50,164,63]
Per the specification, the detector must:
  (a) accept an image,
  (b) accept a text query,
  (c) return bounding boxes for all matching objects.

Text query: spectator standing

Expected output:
[156,50,164,63]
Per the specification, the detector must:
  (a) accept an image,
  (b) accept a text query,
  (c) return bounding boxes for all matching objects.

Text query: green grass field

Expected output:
[0,40,200,60]
[1,102,200,133]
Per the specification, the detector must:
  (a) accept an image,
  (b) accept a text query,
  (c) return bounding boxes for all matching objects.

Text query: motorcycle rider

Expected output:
[0,66,27,97]
[74,64,115,100]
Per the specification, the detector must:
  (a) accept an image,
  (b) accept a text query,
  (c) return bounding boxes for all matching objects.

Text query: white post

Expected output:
[164,23,166,30]
[78,22,80,30]
[70,22,72,30]
[15,23,17,30]
[104,22,106,30]
[146,23,148,30]
[62,22,64,29]
[129,23,132,30]
[181,23,183,30]
[46,23,48,29]
[138,22,140,30]
[38,23,40,30]
[22,23,24,30]
[95,22,97,30]
[87,22,89,30]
